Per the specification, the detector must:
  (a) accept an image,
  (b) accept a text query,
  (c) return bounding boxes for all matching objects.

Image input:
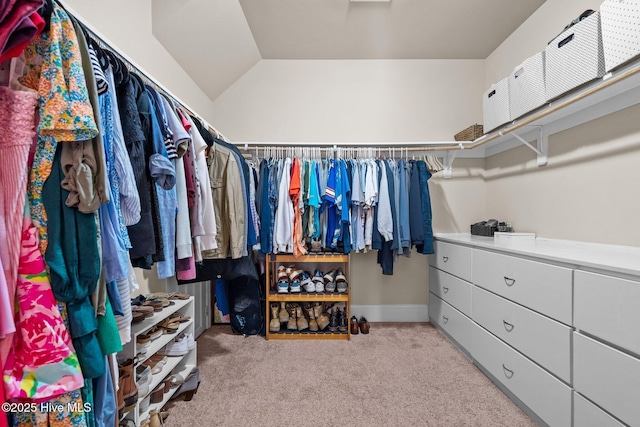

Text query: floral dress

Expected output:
[3,205,84,401]
[19,3,98,255]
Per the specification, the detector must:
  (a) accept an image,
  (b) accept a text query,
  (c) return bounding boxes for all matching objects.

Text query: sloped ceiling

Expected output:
[152,0,262,102]
[152,0,545,100]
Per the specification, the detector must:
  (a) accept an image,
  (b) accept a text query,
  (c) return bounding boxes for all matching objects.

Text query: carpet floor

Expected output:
[164,323,536,427]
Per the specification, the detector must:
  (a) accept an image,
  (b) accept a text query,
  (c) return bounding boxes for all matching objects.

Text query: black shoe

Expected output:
[328,307,339,332]
[338,308,348,332]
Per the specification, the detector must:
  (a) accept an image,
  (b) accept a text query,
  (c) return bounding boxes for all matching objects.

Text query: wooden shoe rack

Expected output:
[265,253,350,340]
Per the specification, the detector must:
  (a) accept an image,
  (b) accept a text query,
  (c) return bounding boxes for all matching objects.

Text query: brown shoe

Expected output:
[286,303,297,330]
[296,305,309,331]
[314,303,330,330]
[358,316,370,334]
[305,304,318,332]
[350,316,359,335]
[269,303,280,333]
[118,359,138,411]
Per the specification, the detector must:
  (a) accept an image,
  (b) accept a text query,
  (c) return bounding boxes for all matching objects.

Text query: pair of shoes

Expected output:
[269,303,281,332]
[335,268,348,293]
[118,359,138,414]
[285,303,309,331]
[359,317,370,334]
[310,238,323,252]
[149,409,164,427]
[350,316,359,335]
[137,365,152,397]
[276,265,303,293]
[172,367,201,402]
[313,302,330,330]
[312,270,325,292]
[328,306,348,332]
[150,383,165,404]
[303,303,318,331]
[159,333,192,356]
[300,271,315,292]
[142,354,168,374]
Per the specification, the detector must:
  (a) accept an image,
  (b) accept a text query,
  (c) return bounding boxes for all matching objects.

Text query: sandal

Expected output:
[142,300,163,312]
[160,319,180,334]
[132,306,155,318]
[148,326,163,341]
[167,292,190,300]
[168,312,190,323]
[132,312,145,324]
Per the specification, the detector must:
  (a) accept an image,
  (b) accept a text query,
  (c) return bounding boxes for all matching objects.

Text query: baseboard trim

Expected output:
[350,304,429,322]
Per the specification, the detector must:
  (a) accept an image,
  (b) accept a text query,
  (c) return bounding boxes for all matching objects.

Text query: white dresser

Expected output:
[428,234,640,427]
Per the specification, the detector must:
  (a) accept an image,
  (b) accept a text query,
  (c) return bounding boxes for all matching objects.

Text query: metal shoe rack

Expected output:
[265,253,350,340]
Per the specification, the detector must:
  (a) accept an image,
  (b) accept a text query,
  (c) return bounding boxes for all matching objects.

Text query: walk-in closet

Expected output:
[1,0,639,426]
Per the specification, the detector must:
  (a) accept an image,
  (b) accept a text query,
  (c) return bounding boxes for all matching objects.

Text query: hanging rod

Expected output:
[235,141,468,152]
[55,0,227,141]
[235,59,640,154]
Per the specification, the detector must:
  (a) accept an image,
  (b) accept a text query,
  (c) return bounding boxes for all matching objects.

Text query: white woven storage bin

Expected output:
[482,77,511,132]
[601,0,640,71]
[545,11,605,101]
[509,51,546,119]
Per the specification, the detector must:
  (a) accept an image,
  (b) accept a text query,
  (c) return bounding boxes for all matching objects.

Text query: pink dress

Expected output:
[0,55,38,366]
[3,207,84,401]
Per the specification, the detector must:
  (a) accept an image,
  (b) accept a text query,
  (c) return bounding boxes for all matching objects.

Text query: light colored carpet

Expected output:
[164,323,536,427]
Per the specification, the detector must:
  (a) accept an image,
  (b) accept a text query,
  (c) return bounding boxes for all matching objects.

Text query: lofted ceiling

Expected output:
[152,0,546,100]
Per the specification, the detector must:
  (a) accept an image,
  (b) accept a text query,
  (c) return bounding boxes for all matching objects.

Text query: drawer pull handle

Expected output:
[503,320,515,332]
[442,256,449,263]
[504,276,516,286]
[442,315,449,324]
[502,364,514,379]
[443,286,449,293]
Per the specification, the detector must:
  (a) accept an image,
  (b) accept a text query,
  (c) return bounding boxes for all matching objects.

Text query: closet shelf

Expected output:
[471,57,640,160]
[235,56,640,173]
[136,320,194,367]
[138,363,196,421]
[131,297,193,336]
[271,254,349,263]
[139,354,187,401]
[267,292,349,302]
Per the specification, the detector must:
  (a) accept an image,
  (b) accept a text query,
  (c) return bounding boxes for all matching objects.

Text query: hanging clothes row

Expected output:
[253,151,435,275]
[0,1,248,426]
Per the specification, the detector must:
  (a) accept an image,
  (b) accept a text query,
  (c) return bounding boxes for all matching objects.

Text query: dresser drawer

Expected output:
[472,286,571,383]
[574,393,626,427]
[429,241,472,282]
[472,250,572,325]
[472,323,572,427]
[429,266,472,317]
[575,270,640,356]
[429,293,472,353]
[574,332,640,427]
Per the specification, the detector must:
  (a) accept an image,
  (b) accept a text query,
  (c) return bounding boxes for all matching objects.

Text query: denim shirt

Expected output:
[139,88,177,278]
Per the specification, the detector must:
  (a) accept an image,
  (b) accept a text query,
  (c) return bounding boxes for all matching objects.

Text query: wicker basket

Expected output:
[454,124,484,141]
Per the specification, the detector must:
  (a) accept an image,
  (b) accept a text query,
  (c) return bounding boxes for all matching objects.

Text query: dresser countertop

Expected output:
[433,233,640,278]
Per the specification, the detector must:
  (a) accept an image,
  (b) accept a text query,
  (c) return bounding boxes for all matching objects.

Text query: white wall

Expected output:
[211,59,485,142]
[61,0,217,121]
[486,104,640,247]
[483,0,640,247]
[210,60,488,307]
